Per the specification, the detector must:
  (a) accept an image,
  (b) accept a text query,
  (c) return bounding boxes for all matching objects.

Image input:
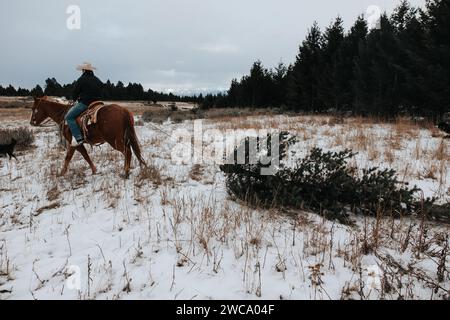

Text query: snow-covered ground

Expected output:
[0,114,449,300]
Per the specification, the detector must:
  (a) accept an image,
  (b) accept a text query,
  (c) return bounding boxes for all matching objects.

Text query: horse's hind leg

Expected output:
[77,145,97,175]
[60,146,76,176]
[124,146,132,179]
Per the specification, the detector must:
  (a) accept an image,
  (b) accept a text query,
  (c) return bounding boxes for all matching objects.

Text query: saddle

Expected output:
[76,101,106,142]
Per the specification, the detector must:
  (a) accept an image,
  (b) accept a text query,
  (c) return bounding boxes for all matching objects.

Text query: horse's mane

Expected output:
[36,96,72,124]
[39,96,71,111]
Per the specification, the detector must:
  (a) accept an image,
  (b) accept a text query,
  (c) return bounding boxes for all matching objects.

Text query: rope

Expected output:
[37,118,56,128]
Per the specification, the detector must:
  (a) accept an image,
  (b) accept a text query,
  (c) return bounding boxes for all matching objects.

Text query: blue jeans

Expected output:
[65,102,87,141]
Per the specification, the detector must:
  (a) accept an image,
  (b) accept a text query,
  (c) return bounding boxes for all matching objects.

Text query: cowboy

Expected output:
[66,62,104,147]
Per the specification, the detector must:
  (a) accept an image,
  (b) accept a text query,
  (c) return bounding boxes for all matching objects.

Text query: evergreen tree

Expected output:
[354,14,404,117]
[30,85,44,97]
[272,62,288,107]
[287,22,323,111]
[17,87,30,96]
[228,78,243,107]
[63,82,76,100]
[248,60,268,107]
[392,1,429,113]
[352,37,373,115]
[318,17,346,110]
[338,16,368,112]
[102,80,114,100]
[421,0,450,116]
[115,81,126,100]
[392,0,415,32]
[5,85,17,96]
[44,78,64,96]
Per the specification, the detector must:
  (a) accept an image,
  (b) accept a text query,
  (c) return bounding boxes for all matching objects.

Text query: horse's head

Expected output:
[30,96,49,126]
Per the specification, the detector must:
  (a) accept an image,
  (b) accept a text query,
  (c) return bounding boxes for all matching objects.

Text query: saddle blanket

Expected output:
[77,101,106,142]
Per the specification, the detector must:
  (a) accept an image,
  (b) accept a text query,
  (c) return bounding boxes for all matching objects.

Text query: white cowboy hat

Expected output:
[76,62,97,71]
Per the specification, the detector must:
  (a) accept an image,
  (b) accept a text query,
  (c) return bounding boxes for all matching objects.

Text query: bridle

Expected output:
[30,98,42,125]
[31,98,61,128]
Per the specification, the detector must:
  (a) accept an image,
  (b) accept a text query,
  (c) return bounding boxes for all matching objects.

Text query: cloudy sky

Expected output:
[0,0,425,94]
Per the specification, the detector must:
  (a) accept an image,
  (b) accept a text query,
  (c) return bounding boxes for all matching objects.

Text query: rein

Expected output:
[33,98,71,128]
[39,118,56,128]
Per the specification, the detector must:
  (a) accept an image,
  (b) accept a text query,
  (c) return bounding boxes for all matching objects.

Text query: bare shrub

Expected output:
[136,165,162,186]
[423,164,438,180]
[0,97,33,109]
[142,110,171,124]
[142,109,197,124]
[434,140,447,161]
[327,116,345,126]
[189,164,204,181]
[170,111,196,123]
[0,127,35,150]
[46,185,61,201]
[384,148,395,164]
[430,126,444,138]
[35,202,61,216]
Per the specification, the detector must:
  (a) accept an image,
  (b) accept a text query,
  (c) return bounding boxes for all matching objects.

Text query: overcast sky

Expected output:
[0,0,425,94]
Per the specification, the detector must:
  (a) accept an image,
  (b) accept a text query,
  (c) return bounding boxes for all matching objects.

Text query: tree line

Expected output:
[0,78,198,103]
[204,0,450,118]
[1,0,448,118]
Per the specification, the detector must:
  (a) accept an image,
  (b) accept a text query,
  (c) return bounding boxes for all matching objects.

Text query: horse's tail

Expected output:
[124,112,147,167]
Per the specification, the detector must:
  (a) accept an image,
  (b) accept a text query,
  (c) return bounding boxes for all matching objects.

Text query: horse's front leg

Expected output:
[77,145,97,175]
[60,146,76,176]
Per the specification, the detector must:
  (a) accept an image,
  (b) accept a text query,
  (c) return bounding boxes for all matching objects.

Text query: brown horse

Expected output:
[30,97,146,178]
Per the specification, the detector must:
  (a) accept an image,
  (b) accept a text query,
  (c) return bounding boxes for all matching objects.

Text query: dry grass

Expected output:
[430,126,445,138]
[385,132,403,150]
[434,140,448,161]
[394,117,419,137]
[367,144,379,161]
[423,163,438,180]
[142,109,198,124]
[414,138,423,160]
[142,109,172,124]
[0,241,13,281]
[384,148,395,164]
[0,97,33,109]
[35,202,61,216]
[0,127,35,149]
[348,128,373,151]
[0,108,31,121]
[136,164,162,187]
[204,108,277,120]
[327,115,345,126]
[189,164,204,182]
[46,185,61,202]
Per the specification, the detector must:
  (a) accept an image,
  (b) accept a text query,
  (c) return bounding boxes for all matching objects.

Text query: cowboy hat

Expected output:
[76,62,97,71]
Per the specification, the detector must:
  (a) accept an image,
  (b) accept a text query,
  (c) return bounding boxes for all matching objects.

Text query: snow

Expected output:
[0,114,449,300]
